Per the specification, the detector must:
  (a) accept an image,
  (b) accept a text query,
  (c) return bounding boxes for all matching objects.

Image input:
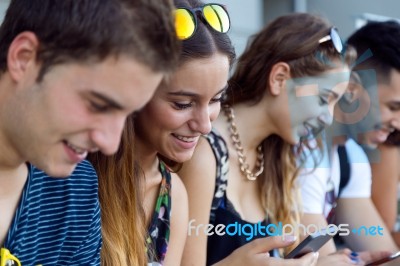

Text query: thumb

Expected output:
[245,235,297,254]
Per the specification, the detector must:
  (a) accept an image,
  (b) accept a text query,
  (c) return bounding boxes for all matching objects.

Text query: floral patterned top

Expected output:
[147,161,172,265]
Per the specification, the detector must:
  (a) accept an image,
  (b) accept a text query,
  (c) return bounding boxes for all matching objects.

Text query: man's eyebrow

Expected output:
[89,91,124,110]
[168,91,198,97]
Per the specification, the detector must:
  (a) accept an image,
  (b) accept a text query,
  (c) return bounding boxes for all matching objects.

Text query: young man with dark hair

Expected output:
[0,0,180,264]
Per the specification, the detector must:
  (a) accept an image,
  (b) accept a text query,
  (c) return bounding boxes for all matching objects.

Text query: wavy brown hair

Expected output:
[226,13,356,252]
[88,115,148,266]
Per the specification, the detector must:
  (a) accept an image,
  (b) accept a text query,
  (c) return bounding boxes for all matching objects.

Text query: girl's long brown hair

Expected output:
[88,115,148,265]
[226,13,356,252]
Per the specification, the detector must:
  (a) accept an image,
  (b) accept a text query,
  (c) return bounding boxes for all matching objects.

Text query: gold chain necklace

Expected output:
[224,105,264,181]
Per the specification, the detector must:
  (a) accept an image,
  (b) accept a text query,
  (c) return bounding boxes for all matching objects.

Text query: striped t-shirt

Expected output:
[3,160,101,265]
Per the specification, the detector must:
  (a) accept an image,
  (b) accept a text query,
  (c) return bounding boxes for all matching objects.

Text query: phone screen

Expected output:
[284,226,336,259]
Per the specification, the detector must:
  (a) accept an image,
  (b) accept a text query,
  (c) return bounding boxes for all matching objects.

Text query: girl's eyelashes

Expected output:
[172,94,224,110]
[319,88,340,106]
[173,102,193,110]
[318,90,332,105]
[210,97,223,103]
[319,95,328,105]
[211,90,226,103]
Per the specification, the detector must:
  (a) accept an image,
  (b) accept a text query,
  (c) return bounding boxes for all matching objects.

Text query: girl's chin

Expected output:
[164,151,195,164]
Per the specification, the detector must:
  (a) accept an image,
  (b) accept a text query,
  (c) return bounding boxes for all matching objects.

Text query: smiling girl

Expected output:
[88,0,235,265]
[179,13,356,266]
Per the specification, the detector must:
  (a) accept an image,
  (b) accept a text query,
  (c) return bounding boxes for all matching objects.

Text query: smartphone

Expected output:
[365,251,400,266]
[284,226,337,259]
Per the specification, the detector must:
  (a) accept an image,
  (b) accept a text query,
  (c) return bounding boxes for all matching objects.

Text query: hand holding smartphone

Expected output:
[284,226,336,259]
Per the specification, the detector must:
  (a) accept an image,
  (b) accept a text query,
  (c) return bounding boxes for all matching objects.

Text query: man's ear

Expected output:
[7,31,39,82]
[269,62,290,96]
[344,71,363,103]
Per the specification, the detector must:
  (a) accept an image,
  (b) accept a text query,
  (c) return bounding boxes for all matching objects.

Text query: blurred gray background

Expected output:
[203,0,400,57]
[0,0,399,58]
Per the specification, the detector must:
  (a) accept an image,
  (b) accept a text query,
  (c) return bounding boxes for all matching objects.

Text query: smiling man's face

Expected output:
[3,56,162,177]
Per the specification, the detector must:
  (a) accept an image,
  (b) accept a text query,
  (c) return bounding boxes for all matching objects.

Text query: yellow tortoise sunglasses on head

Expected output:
[175,3,230,40]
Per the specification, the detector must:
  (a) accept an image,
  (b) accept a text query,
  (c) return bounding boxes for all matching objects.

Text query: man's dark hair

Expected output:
[347,20,400,82]
[0,0,181,80]
[384,130,400,146]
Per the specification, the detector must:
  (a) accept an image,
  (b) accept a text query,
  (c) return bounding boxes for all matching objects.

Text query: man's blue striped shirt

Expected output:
[3,160,101,265]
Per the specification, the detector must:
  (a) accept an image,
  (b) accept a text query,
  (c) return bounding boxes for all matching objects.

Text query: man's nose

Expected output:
[90,116,126,155]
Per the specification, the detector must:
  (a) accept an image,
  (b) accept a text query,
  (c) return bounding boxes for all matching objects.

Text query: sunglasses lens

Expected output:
[203,4,230,33]
[330,28,343,53]
[175,9,196,40]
